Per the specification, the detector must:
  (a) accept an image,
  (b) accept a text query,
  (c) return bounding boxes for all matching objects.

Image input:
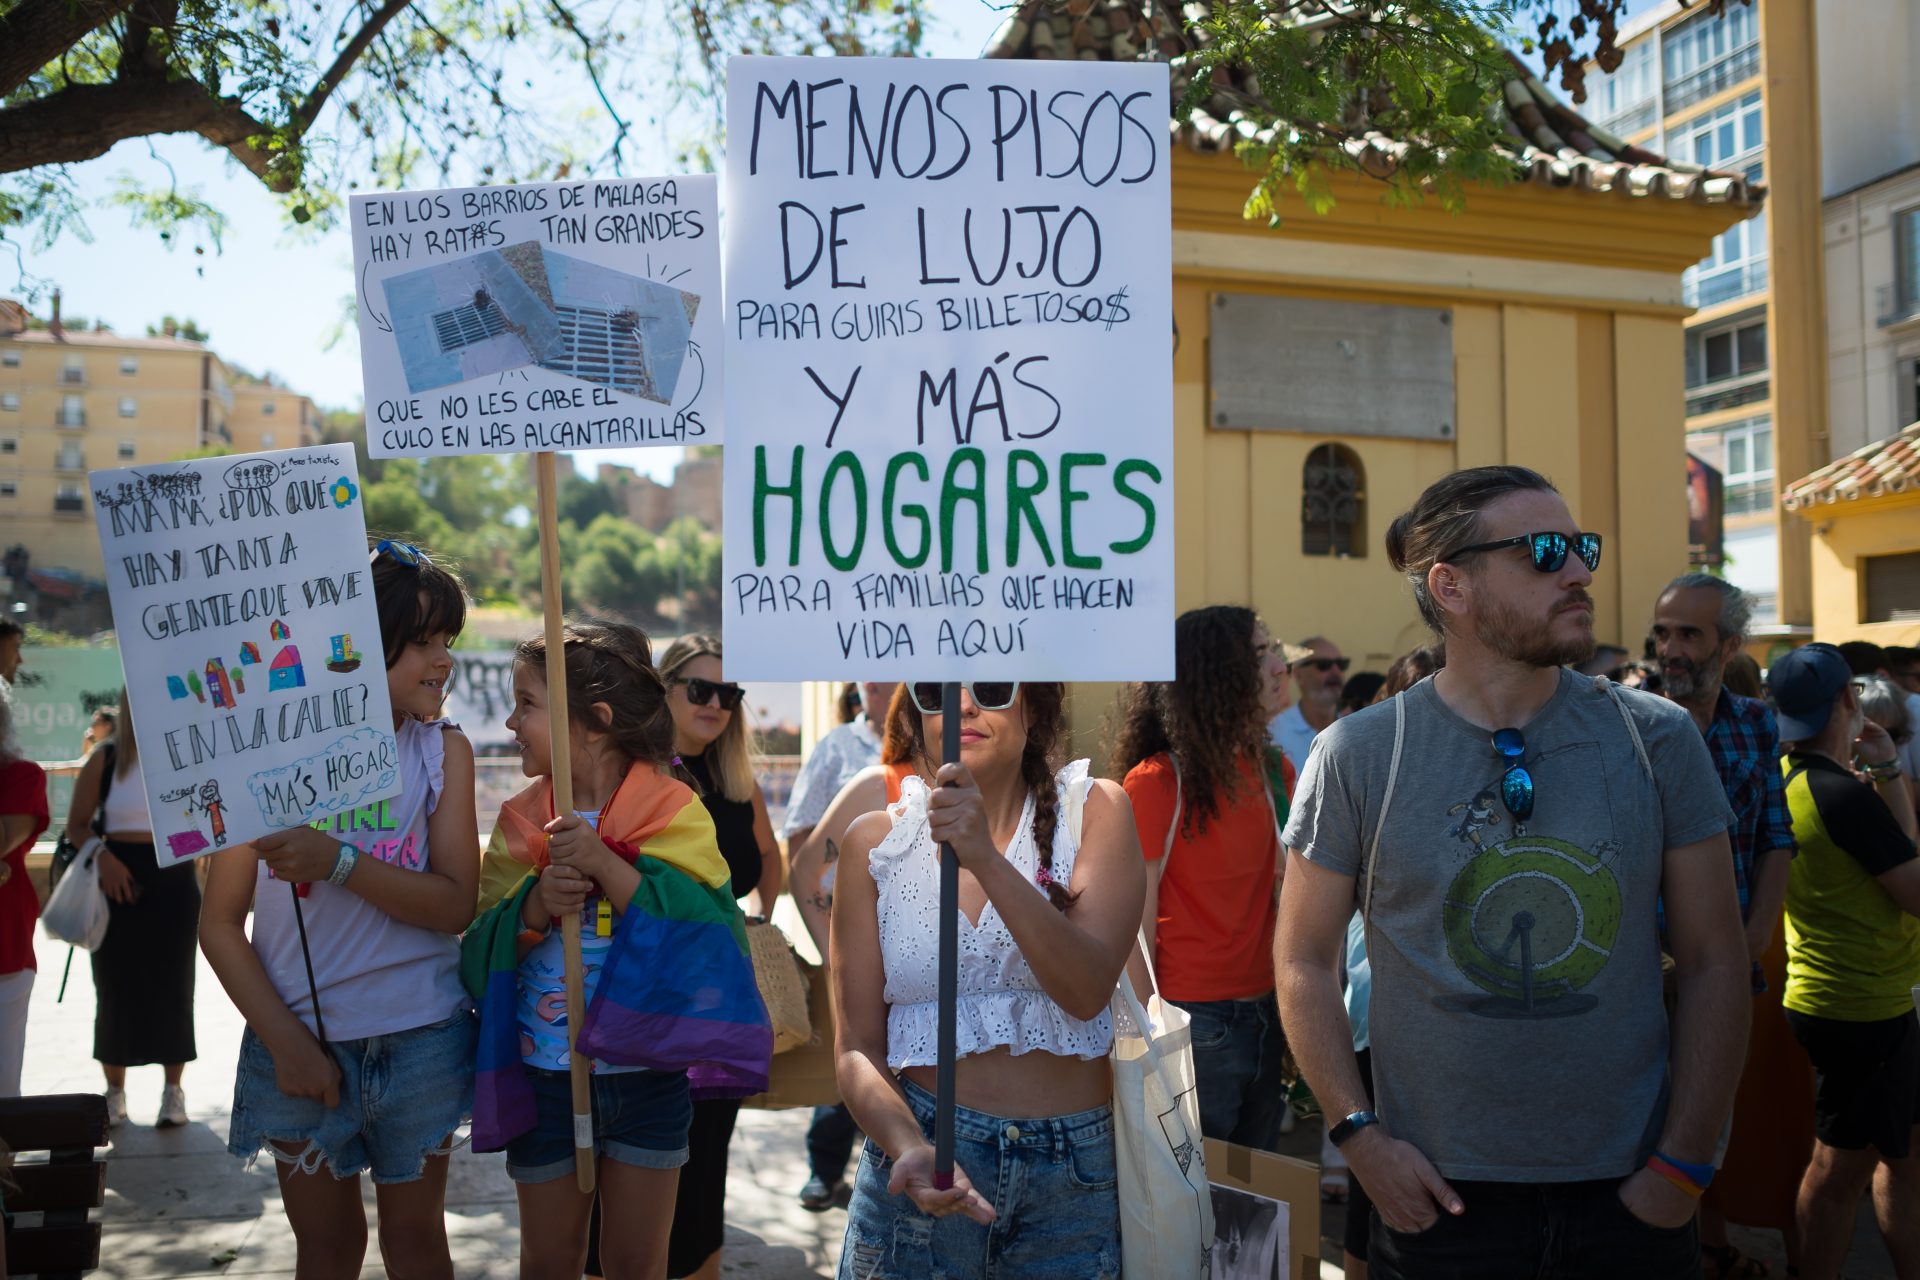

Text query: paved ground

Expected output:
[13,931,1903,1278]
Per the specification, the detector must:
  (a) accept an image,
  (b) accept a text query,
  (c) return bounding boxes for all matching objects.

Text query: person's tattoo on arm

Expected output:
[809,837,839,911]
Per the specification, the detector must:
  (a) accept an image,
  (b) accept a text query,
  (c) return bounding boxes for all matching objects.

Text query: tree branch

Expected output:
[0,0,137,98]
[294,0,417,135]
[0,77,283,184]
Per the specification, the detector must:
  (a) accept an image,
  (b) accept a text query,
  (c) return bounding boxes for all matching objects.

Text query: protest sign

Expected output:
[351,176,723,458]
[90,447,399,863]
[720,56,1174,680]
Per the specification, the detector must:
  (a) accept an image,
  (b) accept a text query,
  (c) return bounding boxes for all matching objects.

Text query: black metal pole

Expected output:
[933,680,960,1190]
[290,882,328,1044]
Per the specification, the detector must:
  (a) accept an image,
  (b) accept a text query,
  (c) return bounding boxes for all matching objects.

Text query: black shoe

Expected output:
[799,1174,841,1211]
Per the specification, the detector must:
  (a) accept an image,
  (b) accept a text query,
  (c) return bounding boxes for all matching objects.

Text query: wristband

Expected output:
[517,928,550,948]
[1328,1110,1379,1148]
[1864,759,1901,781]
[326,842,359,887]
[1646,1151,1712,1195]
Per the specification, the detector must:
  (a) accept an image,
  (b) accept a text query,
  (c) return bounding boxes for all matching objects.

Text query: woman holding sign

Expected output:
[831,682,1145,1278]
[200,543,480,1279]
[64,693,198,1128]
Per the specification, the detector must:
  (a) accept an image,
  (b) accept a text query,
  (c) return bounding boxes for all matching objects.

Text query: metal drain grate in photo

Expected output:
[433,301,510,353]
[540,305,654,399]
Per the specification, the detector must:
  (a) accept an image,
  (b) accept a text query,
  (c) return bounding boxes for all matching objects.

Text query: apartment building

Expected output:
[0,298,317,621]
[1582,0,1824,643]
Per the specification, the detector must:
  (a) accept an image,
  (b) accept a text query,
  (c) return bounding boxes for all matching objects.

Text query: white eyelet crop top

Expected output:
[872,758,1112,1069]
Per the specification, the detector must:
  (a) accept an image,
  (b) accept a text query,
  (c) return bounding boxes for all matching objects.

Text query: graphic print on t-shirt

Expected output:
[1434,770,1623,1021]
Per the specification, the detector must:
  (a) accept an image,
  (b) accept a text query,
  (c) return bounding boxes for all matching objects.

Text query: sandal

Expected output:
[1320,1169,1349,1204]
[1701,1244,1769,1280]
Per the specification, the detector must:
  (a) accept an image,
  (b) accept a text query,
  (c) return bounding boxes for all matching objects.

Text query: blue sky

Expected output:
[10,0,1012,483]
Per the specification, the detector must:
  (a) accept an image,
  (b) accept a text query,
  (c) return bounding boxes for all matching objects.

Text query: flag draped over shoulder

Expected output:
[460,767,772,1151]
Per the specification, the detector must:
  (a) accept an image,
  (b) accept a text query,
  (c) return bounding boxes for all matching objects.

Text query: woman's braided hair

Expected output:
[901,682,1077,911]
[514,619,677,773]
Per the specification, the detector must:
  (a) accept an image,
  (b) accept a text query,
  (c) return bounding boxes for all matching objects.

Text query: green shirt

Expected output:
[1781,753,1920,1022]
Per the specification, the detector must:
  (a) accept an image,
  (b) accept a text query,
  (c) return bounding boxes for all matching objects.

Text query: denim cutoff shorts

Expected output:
[838,1076,1120,1280]
[228,1010,476,1184]
[504,1067,692,1183]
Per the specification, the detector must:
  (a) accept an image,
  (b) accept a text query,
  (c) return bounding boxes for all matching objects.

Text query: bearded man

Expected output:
[1277,466,1751,1280]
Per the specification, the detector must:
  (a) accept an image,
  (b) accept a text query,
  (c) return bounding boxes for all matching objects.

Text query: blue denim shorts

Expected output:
[228,1010,476,1184]
[838,1077,1120,1280]
[504,1067,692,1183]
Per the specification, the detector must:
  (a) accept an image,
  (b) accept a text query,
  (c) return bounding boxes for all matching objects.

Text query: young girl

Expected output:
[200,540,480,1279]
[461,621,769,1280]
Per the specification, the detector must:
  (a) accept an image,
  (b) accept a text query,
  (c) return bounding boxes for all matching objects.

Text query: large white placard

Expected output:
[91,448,400,863]
[721,56,1174,681]
[351,176,722,457]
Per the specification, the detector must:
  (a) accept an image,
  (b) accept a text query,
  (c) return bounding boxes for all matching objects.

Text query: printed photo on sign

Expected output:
[1208,1183,1288,1280]
[352,177,721,458]
[90,448,400,862]
[719,56,1174,682]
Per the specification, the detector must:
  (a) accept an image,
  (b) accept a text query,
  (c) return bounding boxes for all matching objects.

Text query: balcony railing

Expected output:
[1685,257,1769,309]
[1665,42,1760,114]
[55,409,86,428]
[54,451,86,472]
[1685,371,1769,417]
[1724,477,1774,517]
[51,495,86,514]
[1597,99,1659,138]
[57,367,85,387]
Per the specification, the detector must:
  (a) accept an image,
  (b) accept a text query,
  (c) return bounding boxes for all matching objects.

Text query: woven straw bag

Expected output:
[745,919,813,1054]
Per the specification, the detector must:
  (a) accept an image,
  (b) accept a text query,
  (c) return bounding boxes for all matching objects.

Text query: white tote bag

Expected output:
[1112,960,1213,1278]
[41,836,110,952]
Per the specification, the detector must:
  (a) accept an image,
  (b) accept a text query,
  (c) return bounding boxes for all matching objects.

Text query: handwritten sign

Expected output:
[90,448,400,863]
[350,177,723,457]
[720,56,1174,680]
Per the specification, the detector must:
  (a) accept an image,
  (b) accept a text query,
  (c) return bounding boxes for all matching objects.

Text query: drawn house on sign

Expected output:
[268,646,306,691]
[269,620,291,642]
[238,641,262,665]
[204,660,235,709]
[166,675,190,701]
[382,242,697,404]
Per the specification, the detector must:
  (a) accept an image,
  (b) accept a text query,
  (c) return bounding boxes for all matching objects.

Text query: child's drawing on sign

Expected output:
[205,660,236,709]
[195,779,230,847]
[327,635,363,674]
[269,646,306,690]
[159,784,215,860]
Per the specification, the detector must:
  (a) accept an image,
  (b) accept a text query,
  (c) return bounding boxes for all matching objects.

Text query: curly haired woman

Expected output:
[1110,605,1294,1150]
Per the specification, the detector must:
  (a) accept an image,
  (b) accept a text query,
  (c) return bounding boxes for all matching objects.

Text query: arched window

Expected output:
[1302,443,1365,557]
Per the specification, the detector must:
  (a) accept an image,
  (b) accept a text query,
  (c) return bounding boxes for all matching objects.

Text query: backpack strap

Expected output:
[1593,676,1654,781]
[1162,752,1183,864]
[91,741,117,836]
[1360,694,1406,922]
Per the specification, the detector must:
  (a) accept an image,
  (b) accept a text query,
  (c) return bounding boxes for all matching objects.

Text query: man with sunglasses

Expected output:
[1270,637,1349,771]
[1277,466,1750,1280]
[782,679,900,1211]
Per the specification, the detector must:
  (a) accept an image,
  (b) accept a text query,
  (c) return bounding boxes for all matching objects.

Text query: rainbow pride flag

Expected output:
[460,767,772,1151]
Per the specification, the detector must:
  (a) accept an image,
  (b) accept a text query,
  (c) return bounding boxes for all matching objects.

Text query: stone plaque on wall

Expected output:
[1208,293,1454,439]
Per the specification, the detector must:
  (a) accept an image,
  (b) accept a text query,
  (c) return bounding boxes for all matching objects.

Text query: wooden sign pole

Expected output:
[535,451,596,1195]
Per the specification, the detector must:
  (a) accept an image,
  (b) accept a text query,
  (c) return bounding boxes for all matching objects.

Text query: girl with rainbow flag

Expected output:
[459,620,771,1280]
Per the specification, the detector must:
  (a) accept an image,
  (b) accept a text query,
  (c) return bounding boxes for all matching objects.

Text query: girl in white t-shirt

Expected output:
[200,540,480,1279]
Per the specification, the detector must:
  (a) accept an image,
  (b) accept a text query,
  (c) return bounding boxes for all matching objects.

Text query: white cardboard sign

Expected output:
[350,176,722,457]
[90,448,400,863]
[720,56,1174,680]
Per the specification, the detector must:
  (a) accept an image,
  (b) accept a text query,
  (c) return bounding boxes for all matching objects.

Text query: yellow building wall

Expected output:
[1802,496,1920,648]
[228,385,320,456]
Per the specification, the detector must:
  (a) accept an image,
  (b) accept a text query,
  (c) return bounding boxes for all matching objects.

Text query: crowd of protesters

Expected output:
[0,463,1916,1280]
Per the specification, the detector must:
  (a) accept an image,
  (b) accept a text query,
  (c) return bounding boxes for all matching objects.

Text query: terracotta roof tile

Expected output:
[1782,422,1920,511]
[983,0,1764,209]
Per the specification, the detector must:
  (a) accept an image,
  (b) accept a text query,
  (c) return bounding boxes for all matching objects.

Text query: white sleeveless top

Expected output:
[99,753,152,832]
[873,759,1112,1069]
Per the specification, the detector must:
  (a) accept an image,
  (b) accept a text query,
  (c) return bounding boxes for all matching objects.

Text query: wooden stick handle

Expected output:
[536,452,596,1195]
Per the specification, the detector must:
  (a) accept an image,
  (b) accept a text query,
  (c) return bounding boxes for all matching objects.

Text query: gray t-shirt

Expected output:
[1282,669,1732,1182]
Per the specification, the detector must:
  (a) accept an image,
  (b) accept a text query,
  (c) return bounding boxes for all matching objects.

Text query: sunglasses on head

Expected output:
[908,682,1021,715]
[1298,657,1351,673]
[1445,531,1603,575]
[673,676,744,710]
[371,540,430,568]
[1491,727,1535,821]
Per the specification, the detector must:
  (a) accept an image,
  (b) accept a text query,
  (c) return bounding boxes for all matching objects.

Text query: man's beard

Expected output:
[1663,652,1722,701]
[1475,589,1596,669]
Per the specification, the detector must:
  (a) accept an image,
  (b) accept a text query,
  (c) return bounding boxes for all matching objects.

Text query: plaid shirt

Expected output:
[1703,687,1796,917]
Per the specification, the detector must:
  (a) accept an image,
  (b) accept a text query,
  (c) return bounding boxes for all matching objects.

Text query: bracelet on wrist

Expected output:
[326,842,359,887]
[1646,1151,1713,1195]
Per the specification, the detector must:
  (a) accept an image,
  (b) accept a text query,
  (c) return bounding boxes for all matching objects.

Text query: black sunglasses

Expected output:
[1297,657,1351,673]
[1446,531,1602,575]
[371,539,430,568]
[673,676,744,710]
[1491,727,1534,821]
[908,682,1021,714]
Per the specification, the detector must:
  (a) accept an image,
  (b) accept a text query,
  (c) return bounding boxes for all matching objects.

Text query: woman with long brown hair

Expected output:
[1109,605,1293,1151]
[832,681,1144,1276]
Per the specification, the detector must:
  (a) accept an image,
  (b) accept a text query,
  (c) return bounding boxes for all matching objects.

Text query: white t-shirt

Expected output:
[1268,703,1319,773]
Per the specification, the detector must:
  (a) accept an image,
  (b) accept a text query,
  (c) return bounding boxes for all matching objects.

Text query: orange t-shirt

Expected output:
[1125,751,1282,1002]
